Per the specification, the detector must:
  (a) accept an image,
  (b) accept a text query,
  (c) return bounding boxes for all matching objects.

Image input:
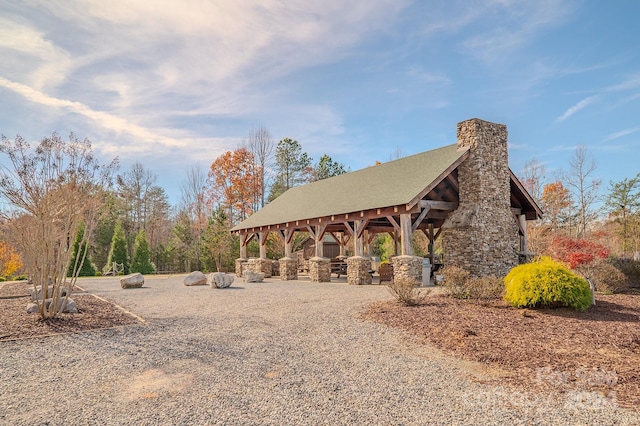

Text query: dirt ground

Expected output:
[2,280,638,411]
[363,291,640,410]
[0,281,143,341]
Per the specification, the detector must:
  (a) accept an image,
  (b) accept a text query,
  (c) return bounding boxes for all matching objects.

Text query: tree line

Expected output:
[0,128,348,277]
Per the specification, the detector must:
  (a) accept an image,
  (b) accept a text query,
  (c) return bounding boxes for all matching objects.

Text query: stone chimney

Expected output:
[441,118,519,278]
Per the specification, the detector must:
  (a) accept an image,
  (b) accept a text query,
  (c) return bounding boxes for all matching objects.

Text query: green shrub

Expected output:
[14,275,28,281]
[504,257,592,311]
[0,276,5,282]
[94,271,102,277]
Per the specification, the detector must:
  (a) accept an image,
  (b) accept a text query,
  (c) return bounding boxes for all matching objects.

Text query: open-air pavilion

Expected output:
[231,118,542,285]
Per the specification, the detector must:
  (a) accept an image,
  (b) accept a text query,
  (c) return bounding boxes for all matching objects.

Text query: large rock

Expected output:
[183,271,207,286]
[121,273,144,289]
[28,286,68,302]
[243,270,265,283]
[208,272,234,288]
[27,297,78,314]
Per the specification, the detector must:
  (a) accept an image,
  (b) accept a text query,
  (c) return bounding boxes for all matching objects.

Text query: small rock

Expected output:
[183,271,207,286]
[244,270,265,283]
[209,272,234,288]
[26,298,78,314]
[121,273,144,288]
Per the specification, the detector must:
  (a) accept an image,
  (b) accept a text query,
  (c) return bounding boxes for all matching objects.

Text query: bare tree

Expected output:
[246,126,274,209]
[179,166,209,270]
[564,145,601,237]
[520,158,546,205]
[0,133,117,319]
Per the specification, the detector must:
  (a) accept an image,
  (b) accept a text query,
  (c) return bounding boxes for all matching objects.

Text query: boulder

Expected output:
[209,272,234,289]
[244,270,265,283]
[183,271,207,286]
[28,286,68,302]
[27,297,78,314]
[121,273,144,289]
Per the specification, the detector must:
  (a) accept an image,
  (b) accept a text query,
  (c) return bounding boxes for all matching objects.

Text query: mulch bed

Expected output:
[363,292,640,410]
[0,281,144,341]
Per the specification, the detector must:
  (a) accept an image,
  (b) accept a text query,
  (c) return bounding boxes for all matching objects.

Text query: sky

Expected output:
[1,0,639,207]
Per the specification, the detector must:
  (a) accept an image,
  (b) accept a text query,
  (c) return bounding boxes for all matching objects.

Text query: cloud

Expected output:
[555,96,598,122]
[603,127,640,142]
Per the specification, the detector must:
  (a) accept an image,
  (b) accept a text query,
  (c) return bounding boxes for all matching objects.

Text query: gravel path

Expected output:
[1,274,638,425]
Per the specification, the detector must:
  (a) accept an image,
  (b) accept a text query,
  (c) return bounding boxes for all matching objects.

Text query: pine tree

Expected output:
[131,229,156,274]
[67,223,96,277]
[106,220,129,274]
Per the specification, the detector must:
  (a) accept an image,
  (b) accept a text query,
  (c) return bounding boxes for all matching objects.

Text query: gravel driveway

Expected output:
[1,274,638,425]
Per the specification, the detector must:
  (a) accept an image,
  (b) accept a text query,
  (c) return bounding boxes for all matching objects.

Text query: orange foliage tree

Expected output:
[0,241,22,277]
[207,148,260,225]
[541,181,573,231]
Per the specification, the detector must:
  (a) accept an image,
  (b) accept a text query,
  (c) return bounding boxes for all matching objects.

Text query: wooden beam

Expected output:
[386,215,401,232]
[412,207,430,232]
[407,150,469,208]
[419,200,456,210]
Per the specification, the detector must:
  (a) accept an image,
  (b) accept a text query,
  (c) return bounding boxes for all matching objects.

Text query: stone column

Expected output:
[347,256,372,285]
[279,257,297,281]
[235,258,247,277]
[252,258,273,278]
[309,257,331,282]
[392,255,423,285]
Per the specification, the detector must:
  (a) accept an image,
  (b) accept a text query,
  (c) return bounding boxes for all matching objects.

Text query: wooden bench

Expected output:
[330,259,348,278]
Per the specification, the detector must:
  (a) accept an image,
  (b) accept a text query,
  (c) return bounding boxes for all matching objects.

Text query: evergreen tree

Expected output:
[67,223,96,277]
[131,229,156,274]
[268,138,312,201]
[106,220,129,274]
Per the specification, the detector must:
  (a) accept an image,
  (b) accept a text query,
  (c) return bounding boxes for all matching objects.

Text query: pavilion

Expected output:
[231,118,542,285]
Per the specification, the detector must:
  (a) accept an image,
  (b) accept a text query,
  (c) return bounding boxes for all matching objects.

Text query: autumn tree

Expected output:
[208,148,259,224]
[564,145,601,237]
[541,181,573,232]
[246,126,274,209]
[606,173,640,256]
[311,154,347,181]
[0,241,22,278]
[0,133,116,319]
[268,138,311,201]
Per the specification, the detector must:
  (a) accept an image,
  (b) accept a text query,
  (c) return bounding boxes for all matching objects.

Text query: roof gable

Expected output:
[232,144,468,231]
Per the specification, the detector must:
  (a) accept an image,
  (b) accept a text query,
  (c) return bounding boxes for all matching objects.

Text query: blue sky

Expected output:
[1,1,639,206]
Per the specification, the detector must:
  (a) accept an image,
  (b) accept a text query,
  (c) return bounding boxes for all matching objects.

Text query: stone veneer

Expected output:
[392,255,423,284]
[309,257,331,282]
[346,256,372,285]
[279,257,298,281]
[441,118,519,278]
[235,258,247,277]
[249,258,273,278]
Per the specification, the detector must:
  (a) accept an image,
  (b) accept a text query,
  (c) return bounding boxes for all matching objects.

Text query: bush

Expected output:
[441,266,504,300]
[0,276,5,282]
[504,257,592,311]
[610,257,640,288]
[387,277,430,306]
[94,271,102,277]
[577,258,629,294]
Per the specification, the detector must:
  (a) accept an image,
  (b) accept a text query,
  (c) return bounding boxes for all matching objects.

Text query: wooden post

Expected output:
[240,238,247,259]
[338,232,346,257]
[314,224,327,258]
[258,231,268,259]
[354,220,364,256]
[519,214,527,253]
[400,213,413,256]
[428,223,435,266]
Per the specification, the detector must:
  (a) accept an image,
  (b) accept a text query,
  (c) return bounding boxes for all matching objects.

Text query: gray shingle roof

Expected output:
[231,144,468,232]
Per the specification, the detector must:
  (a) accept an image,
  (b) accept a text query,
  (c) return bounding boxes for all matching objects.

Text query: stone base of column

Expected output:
[251,258,273,278]
[271,260,280,277]
[309,257,331,282]
[235,258,248,277]
[279,257,298,281]
[392,255,423,285]
[347,256,372,285]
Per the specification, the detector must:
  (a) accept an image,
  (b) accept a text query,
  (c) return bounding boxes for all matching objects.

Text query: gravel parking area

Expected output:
[1,274,638,425]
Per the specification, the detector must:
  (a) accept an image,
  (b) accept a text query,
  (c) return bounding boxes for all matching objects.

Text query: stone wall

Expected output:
[392,255,422,284]
[309,257,331,282]
[346,256,372,285]
[279,257,298,281]
[441,118,519,278]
